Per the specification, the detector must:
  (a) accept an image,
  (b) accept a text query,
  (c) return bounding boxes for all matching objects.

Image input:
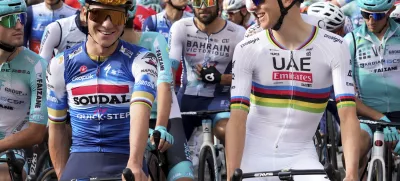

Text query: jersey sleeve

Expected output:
[142,16,155,32]
[24,6,33,47]
[343,33,356,82]
[46,53,68,124]
[331,40,356,109]
[152,33,173,85]
[29,57,48,125]
[39,21,62,62]
[168,21,183,63]
[230,43,255,113]
[130,50,158,109]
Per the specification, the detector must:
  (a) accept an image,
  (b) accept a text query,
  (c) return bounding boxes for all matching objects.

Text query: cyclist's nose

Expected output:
[15,21,23,29]
[102,17,114,27]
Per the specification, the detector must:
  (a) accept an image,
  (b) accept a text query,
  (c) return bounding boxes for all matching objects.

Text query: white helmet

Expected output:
[307,2,345,32]
[223,0,245,11]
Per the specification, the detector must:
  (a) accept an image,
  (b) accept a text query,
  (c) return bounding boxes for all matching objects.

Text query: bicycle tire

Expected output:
[326,111,338,170]
[198,146,216,181]
[396,163,400,181]
[370,160,384,181]
[35,149,51,177]
[387,144,393,181]
[36,167,57,181]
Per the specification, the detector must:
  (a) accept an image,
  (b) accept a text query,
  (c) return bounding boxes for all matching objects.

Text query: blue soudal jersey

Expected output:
[46,41,158,154]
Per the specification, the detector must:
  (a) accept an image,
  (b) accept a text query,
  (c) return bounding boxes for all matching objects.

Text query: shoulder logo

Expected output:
[323,34,343,44]
[143,52,157,69]
[68,46,83,59]
[241,37,259,48]
[120,45,133,58]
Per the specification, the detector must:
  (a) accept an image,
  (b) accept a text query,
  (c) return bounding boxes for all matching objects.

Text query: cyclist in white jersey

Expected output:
[0,0,48,179]
[168,0,246,142]
[225,0,361,180]
[39,0,87,62]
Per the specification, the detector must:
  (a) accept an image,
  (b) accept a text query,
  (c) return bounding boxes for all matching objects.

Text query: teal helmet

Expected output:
[78,0,85,6]
[357,0,394,11]
[128,0,137,18]
[0,0,27,17]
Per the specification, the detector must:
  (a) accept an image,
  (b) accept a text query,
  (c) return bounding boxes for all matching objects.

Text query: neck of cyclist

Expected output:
[45,0,63,10]
[373,19,390,40]
[195,16,224,35]
[86,35,119,57]
[241,12,250,27]
[0,47,20,65]
[165,3,184,23]
[271,6,312,50]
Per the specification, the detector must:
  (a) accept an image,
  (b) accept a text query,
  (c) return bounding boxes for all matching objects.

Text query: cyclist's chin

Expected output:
[95,33,120,46]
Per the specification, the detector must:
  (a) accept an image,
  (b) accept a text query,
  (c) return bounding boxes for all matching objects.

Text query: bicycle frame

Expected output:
[201,118,221,181]
[367,128,386,181]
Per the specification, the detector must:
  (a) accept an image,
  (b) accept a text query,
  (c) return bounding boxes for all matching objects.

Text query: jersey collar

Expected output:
[266,26,319,50]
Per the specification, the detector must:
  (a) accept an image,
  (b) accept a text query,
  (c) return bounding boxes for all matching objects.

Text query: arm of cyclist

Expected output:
[0,57,47,152]
[355,97,385,120]
[39,21,62,62]
[153,33,174,152]
[46,53,70,178]
[226,43,253,180]
[127,50,158,181]
[332,41,360,180]
[142,16,155,32]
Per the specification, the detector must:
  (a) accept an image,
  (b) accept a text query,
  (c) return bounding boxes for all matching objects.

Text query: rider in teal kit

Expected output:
[124,3,196,181]
[344,0,400,174]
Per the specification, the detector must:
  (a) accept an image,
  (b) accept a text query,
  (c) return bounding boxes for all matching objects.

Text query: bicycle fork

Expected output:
[201,119,221,181]
[367,130,386,181]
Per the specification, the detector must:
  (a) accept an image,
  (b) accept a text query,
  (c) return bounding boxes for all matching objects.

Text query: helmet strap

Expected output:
[272,0,298,30]
[0,42,16,52]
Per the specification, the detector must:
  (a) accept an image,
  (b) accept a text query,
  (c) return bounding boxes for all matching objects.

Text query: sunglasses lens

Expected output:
[88,9,126,25]
[192,0,216,8]
[0,13,26,28]
[361,10,386,21]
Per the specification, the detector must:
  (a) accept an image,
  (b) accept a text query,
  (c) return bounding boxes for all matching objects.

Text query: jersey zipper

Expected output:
[274,50,294,149]
[96,65,102,151]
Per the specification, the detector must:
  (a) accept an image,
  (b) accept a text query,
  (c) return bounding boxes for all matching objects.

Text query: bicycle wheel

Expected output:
[326,111,338,170]
[198,146,216,181]
[396,163,400,181]
[36,167,57,181]
[370,160,384,181]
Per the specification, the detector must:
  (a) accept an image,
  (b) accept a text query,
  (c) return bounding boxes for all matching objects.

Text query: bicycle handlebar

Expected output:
[181,109,230,116]
[152,130,164,167]
[231,168,328,181]
[72,168,134,181]
[359,119,400,127]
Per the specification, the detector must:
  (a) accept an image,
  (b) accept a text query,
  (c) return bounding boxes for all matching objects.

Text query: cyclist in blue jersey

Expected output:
[123,4,194,181]
[24,0,77,54]
[46,0,157,180]
[343,0,400,176]
[0,0,48,180]
[142,0,192,40]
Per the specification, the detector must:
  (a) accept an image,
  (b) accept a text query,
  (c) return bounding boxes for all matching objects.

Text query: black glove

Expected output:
[200,66,222,84]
